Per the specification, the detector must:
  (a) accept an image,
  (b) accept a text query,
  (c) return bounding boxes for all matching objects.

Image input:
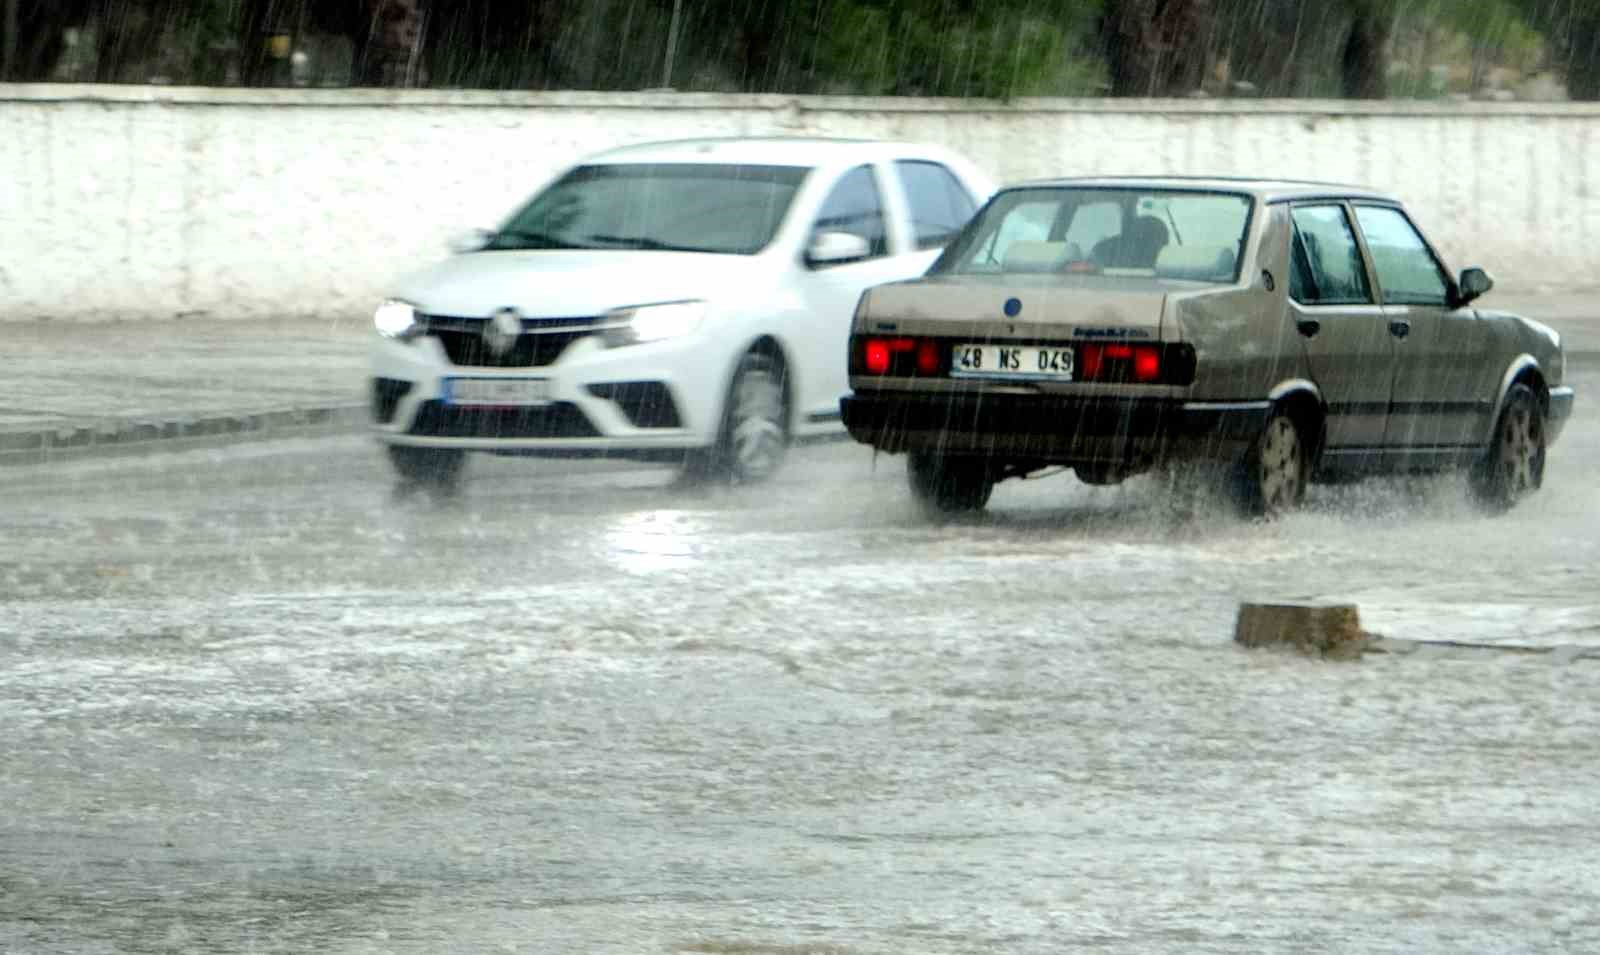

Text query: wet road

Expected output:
[3,367,1599,954]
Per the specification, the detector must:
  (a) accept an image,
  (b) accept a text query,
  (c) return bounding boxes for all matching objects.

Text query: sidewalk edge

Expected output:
[0,404,369,468]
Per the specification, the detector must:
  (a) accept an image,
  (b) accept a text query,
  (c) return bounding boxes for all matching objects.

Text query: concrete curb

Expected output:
[0,404,369,469]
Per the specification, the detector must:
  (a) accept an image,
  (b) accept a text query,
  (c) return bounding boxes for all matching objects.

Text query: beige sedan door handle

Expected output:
[1389,319,1411,340]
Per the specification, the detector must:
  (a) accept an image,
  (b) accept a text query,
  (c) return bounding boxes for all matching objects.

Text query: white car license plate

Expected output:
[951,343,1074,380]
[445,377,552,406]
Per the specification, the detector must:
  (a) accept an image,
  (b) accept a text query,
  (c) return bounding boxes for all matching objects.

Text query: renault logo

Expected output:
[483,308,522,356]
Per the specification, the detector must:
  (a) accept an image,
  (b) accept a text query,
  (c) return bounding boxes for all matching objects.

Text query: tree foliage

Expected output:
[5,0,1598,100]
[1515,0,1600,98]
[1100,0,1214,97]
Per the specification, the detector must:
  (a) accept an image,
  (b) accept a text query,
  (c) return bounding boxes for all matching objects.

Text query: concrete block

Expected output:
[1234,602,1371,661]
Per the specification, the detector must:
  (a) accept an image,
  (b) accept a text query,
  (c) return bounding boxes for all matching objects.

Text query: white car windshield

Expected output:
[934,186,1254,284]
[490,162,810,256]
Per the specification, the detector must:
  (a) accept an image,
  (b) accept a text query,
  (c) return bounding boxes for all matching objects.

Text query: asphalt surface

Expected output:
[2,363,1598,953]
[0,290,1595,467]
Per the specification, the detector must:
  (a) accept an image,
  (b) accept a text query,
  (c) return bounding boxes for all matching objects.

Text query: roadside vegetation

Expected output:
[4,0,1596,100]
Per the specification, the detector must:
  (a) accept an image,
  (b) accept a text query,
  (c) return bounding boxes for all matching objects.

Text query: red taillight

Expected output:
[1079,342,1161,382]
[864,339,892,375]
[1080,343,1104,380]
[1133,346,1161,382]
[861,337,927,376]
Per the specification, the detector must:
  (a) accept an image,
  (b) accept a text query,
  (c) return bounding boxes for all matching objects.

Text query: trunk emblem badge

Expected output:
[1003,298,1022,317]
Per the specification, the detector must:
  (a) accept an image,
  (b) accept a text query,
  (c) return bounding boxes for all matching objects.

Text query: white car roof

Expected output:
[582,136,966,169]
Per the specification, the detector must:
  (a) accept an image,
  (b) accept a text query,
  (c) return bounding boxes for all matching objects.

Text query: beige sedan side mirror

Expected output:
[1457,266,1494,304]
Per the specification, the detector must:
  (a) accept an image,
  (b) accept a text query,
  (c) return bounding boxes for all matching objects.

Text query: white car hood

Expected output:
[390,250,769,318]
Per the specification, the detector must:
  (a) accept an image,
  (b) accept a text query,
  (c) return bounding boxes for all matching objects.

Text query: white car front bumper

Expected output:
[369,325,730,458]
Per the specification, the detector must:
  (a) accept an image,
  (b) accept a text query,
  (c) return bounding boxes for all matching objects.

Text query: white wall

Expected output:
[1,85,1597,322]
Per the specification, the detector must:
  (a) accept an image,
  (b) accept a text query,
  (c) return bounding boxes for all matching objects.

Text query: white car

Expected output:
[369,137,993,491]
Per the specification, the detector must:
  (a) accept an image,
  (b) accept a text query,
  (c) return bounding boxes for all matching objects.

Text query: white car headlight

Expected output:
[374,300,420,339]
[605,300,706,348]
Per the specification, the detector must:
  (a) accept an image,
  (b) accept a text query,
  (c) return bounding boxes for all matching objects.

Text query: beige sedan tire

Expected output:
[908,451,994,517]
[1233,406,1308,519]
[1471,383,1545,513]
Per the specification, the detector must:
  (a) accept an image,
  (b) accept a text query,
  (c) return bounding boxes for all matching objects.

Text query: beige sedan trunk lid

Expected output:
[857,274,1170,343]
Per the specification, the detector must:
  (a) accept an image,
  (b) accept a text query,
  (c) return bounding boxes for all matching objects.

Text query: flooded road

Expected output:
[3,367,1598,953]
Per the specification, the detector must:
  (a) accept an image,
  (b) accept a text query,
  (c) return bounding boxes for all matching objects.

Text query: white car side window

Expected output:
[813,165,889,259]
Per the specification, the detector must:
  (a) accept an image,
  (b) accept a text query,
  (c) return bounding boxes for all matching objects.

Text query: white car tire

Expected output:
[683,351,790,485]
[387,444,466,495]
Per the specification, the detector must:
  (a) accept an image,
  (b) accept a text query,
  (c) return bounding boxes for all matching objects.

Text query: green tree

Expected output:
[1442,0,1541,91]
[1340,0,1391,98]
[8,0,90,81]
[1516,0,1600,98]
[6,0,1587,100]
[239,0,424,86]
[809,0,1103,98]
[1100,0,1215,97]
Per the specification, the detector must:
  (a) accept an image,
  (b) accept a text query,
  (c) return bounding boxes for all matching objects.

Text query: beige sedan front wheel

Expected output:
[1471,383,1545,513]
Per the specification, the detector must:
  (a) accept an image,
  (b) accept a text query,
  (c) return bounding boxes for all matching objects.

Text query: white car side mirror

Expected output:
[806,231,871,267]
[448,229,496,255]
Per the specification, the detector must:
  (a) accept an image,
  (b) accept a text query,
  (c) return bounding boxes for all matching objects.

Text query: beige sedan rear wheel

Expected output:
[1237,407,1307,519]
[908,451,994,517]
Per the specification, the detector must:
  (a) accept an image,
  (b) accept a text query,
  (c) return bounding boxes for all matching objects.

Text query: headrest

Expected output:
[1003,241,1071,273]
[1155,244,1237,282]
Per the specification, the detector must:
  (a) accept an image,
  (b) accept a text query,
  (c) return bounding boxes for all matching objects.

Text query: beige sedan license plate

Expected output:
[445,377,552,406]
[951,343,1075,380]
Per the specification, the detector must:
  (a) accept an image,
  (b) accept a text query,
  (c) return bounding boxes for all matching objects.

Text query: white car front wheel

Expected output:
[386,444,465,496]
[682,351,789,485]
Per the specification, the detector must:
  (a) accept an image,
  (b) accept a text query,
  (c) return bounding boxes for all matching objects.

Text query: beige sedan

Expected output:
[841,177,1574,517]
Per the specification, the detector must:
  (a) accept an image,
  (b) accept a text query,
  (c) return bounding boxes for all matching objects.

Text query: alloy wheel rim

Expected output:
[1258,416,1302,513]
[730,369,785,480]
[1498,400,1544,498]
